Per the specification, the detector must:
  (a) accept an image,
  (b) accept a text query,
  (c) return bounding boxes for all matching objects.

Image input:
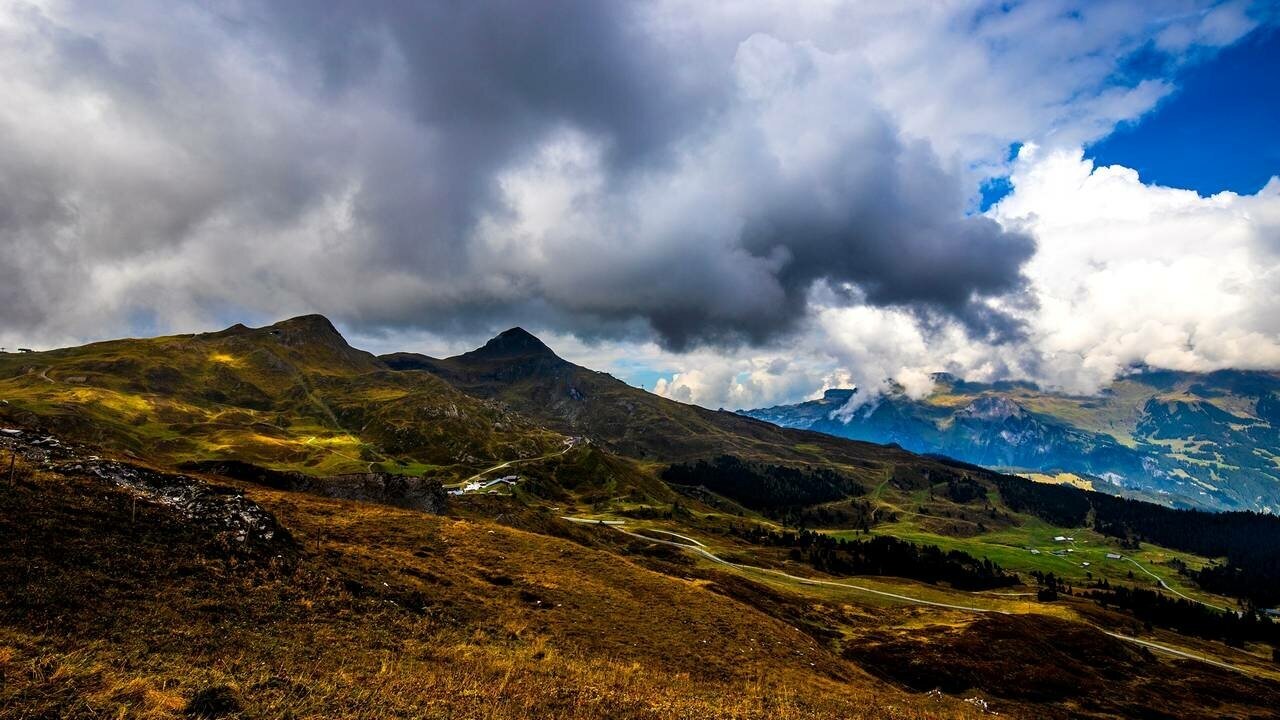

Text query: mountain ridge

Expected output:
[0,315,559,476]
[742,369,1280,513]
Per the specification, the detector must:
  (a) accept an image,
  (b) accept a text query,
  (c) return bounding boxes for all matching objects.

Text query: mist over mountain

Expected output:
[743,369,1280,513]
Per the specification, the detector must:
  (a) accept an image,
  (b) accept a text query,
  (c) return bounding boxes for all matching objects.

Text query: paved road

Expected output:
[1103,631,1249,673]
[1124,557,1230,612]
[641,528,708,548]
[569,518,1263,678]
[562,516,626,526]
[613,525,1001,614]
[453,442,579,488]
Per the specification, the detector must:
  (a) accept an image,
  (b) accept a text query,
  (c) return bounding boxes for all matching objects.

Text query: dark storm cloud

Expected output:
[252,0,722,270]
[0,0,1034,351]
[721,130,1036,348]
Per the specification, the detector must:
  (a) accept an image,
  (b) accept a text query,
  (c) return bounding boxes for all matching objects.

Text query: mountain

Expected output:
[382,329,929,471]
[0,316,561,476]
[742,369,1280,513]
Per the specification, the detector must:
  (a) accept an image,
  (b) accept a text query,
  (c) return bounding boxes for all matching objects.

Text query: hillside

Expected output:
[384,329,1280,662]
[0,316,562,478]
[381,329,966,482]
[1,431,1006,719]
[742,370,1280,513]
[4,426,1280,718]
[383,327,845,463]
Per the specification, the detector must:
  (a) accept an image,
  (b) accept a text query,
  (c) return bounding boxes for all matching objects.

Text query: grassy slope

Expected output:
[0,458,992,720]
[4,447,1276,720]
[0,317,562,479]
[841,518,1225,606]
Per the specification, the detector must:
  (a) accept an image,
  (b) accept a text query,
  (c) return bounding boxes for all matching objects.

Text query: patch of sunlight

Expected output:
[63,387,152,415]
[208,352,244,368]
[1021,472,1094,491]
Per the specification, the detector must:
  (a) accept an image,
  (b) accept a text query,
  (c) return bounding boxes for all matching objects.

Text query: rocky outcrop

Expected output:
[56,457,295,560]
[315,472,448,513]
[181,460,447,514]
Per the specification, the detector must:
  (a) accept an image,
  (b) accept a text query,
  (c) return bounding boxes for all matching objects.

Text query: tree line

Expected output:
[1029,570,1278,646]
[728,524,1019,590]
[990,472,1280,607]
[662,455,864,512]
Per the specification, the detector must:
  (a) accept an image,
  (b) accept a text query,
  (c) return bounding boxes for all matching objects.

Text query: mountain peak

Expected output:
[957,395,1025,421]
[269,314,340,334]
[821,388,857,403]
[258,314,359,355]
[465,327,559,361]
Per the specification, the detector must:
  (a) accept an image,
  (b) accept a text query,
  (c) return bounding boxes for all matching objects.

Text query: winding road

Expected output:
[566,518,1001,613]
[453,440,580,487]
[563,517,1264,678]
[1124,557,1230,612]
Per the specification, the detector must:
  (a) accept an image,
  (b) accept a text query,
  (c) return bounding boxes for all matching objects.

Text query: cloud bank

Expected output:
[652,146,1280,408]
[0,1,1275,408]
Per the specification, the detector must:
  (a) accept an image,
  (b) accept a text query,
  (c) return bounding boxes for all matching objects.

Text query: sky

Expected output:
[1,1,1278,410]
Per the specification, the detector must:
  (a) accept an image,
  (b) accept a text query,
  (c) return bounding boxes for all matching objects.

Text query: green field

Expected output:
[826,516,1232,608]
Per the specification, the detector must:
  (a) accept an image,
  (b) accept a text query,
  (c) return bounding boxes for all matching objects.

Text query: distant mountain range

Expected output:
[742,370,1280,513]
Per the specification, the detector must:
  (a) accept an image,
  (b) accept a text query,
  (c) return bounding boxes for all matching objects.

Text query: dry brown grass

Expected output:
[0,465,988,720]
[2,631,984,720]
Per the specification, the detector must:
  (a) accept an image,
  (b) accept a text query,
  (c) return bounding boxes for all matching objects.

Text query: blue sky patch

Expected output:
[1088,26,1280,195]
